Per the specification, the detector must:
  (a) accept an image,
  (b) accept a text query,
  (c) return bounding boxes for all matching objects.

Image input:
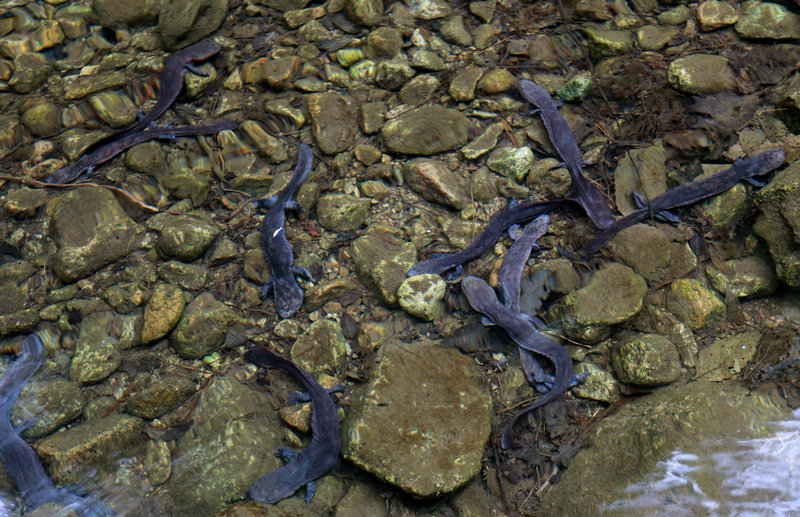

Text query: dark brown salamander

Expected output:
[407,200,570,277]
[45,120,238,184]
[78,39,222,157]
[586,148,786,254]
[0,335,114,516]
[461,276,573,448]
[244,347,340,504]
[254,143,313,319]
[518,79,615,230]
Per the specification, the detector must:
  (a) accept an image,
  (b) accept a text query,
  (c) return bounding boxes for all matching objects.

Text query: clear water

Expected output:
[606,408,800,516]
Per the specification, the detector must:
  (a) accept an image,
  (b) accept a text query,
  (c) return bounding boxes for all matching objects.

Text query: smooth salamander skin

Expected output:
[45,120,239,184]
[244,347,340,504]
[518,79,615,230]
[461,276,573,448]
[78,39,222,157]
[496,215,549,315]
[407,200,569,277]
[0,335,115,516]
[586,148,786,254]
[257,143,313,319]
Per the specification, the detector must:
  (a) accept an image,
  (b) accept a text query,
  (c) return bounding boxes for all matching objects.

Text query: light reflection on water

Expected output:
[606,408,800,517]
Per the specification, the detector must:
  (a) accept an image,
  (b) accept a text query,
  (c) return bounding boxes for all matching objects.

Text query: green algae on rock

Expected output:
[342,341,492,497]
[397,273,446,321]
[290,318,347,374]
[665,278,726,331]
[611,333,681,387]
[126,375,196,419]
[170,292,238,359]
[350,231,418,306]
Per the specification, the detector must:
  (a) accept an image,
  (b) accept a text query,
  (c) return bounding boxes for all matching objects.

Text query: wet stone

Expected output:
[607,224,696,285]
[0,309,39,336]
[611,333,681,387]
[486,146,534,182]
[571,362,618,403]
[665,278,726,331]
[441,15,472,46]
[408,48,445,71]
[350,232,417,305]
[360,101,387,134]
[381,105,471,155]
[240,120,288,163]
[354,143,382,165]
[153,214,221,262]
[448,66,483,102]
[47,187,144,283]
[88,90,137,128]
[127,375,196,419]
[9,52,50,94]
[404,158,468,210]
[397,273,446,321]
[170,292,237,359]
[405,0,452,19]
[346,0,383,27]
[63,71,128,100]
[157,261,208,290]
[583,27,633,58]
[290,318,347,374]
[124,141,166,175]
[658,5,690,24]
[375,59,416,90]
[697,329,760,382]
[667,54,737,94]
[316,192,371,232]
[537,382,788,515]
[93,0,161,28]
[157,0,227,50]
[704,256,777,300]
[477,68,515,94]
[557,72,593,102]
[20,102,60,137]
[309,92,358,155]
[101,281,147,315]
[697,0,738,31]
[613,142,667,214]
[526,158,572,198]
[69,336,121,384]
[161,165,211,207]
[469,0,495,22]
[242,56,300,88]
[562,263,647,343]
[165,375,281,514]
[462,122,504,159]
[474,23,496,49]
[399,74,440,105]
[349,59,376,81]
[635,25,679,51]
[364,27,403,58]
[4,187,49,218]
[342,341,492,497]
[13,379,86,439]
[34,413,145,485]
[142,283,186,343]
[736,1,800,40]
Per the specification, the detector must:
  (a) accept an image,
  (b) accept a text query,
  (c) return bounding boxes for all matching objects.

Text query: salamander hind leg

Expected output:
[291,265,314,282]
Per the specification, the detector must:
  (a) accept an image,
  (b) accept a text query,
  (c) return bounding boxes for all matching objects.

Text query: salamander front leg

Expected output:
[286,385,345,405]
[260,277,274,298]
[292,265,314,282]
[303,480,316,503]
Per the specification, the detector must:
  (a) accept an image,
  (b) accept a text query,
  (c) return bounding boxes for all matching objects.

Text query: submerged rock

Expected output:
[537,382,788,516]
[342,341,492,497]
[47,187,144,282]
[562,263,648,343]
[164,375,283,515]
[170,292,238,359]
[13,379,86,439]
[403,158,468,210]
[381,106,471,155]
[665,278,725,331]
[705,256,778,299]
[350,231,417,305]
[397,273,446,321]
[126,375,196,419]
[290,319,347,374]
[316,192,371,232]
[611,333,681,387]
[35,413,145,485]
[142,283,187,343]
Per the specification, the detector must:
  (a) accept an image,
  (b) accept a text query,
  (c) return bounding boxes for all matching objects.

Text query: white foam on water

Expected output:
[606,408,800,516]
